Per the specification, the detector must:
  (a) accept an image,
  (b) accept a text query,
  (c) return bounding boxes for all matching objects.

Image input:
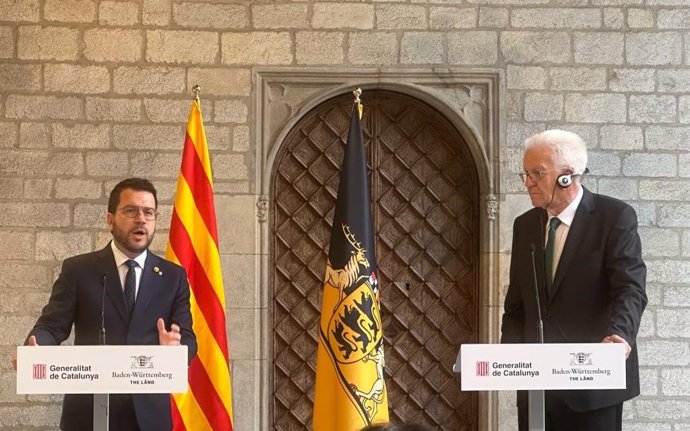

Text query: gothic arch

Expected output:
[254,70,501,430]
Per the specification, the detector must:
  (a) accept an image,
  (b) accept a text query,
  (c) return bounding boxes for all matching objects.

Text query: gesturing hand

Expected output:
[602,334,631,359]
[12,336,38,370]
[157,318,182,346]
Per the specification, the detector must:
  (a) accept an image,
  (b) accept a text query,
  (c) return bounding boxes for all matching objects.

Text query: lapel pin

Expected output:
[153,266,163,276]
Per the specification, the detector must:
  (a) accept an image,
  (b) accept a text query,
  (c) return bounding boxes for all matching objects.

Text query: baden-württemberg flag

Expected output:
[166,96,234,431]
[313,96,389,430]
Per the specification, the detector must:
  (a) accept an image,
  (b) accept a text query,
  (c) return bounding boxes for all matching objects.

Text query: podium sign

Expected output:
[16,345,188,394]
[458,343,626,391]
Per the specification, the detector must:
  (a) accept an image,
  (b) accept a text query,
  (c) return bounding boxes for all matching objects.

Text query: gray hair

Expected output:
[524,129,588,175]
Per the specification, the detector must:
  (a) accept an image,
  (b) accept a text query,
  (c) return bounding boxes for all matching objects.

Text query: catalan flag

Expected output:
[166,96,234,431]
[313,95,389,430]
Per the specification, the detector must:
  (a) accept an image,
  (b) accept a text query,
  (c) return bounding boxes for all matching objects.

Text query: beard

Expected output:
[110,223,154,256]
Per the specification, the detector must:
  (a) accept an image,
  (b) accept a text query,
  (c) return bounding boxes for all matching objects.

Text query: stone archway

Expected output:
[270,90,481,430]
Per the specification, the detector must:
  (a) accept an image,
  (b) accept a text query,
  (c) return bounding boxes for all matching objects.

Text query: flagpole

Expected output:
[192,84,201,102]
[353,87,363,119]
[353,87,361,104]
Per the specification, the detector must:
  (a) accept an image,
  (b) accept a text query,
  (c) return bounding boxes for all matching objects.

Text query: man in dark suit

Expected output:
[501,130,647,431]
[13,178,197,430]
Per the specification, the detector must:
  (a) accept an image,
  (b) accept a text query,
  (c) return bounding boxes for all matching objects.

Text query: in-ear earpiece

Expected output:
[556,174,572,188]
[556,169,588,188]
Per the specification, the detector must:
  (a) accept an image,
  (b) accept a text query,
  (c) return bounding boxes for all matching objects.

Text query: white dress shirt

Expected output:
[110,241,147,300]
[546,185,584,274]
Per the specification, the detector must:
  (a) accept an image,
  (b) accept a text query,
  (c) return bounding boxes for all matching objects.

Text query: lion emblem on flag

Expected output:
[322,224,385,421]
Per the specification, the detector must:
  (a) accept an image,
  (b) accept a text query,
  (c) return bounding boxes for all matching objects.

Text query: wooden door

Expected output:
[272,90,479,430]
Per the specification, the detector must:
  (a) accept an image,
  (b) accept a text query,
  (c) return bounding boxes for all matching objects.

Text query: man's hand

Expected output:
[157,318,181,346]
[12,336,38,370]
[602,334,631,358]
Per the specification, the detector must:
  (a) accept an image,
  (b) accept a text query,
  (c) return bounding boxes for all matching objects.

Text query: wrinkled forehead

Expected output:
[523,146,557,170]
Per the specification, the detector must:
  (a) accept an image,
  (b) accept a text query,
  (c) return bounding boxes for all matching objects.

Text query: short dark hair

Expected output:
[107,178,158,214]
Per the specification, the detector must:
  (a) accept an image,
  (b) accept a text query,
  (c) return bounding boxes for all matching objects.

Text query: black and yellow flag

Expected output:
[313,95,389,430]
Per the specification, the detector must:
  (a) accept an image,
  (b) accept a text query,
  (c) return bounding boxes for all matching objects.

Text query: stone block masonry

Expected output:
[0,2,689,430]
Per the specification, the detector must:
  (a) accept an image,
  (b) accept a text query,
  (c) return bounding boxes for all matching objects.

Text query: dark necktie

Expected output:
[124,260,137,313]
[545,217,561,297]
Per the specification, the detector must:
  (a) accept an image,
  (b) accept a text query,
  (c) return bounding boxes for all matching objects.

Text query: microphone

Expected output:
[528,244,546,431]
[100,273,107,345]
[529,243,544,344]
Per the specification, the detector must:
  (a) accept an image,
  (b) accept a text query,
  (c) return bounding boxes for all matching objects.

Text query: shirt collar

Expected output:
[551,186,583,227]
[110,241,147,268]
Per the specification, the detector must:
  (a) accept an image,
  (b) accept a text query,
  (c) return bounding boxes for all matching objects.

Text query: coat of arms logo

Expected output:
[131,355,154,369]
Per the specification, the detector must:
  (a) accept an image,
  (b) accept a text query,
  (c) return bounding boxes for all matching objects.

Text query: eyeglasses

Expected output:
[518,169,549,182]
[117,206,159,221]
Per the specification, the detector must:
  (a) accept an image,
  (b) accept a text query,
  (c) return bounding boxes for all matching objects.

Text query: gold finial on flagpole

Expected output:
[192,85,201,101]
[353,87,362,104]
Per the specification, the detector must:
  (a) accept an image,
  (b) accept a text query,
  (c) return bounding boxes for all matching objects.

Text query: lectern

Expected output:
[16,345,188,431]
[454,343,626,431]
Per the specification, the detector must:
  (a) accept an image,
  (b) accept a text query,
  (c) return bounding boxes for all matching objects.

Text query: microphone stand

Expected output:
[530,244,544,345]
[528,244,545,431]
[94,273,109,431]
[100,274,107,345]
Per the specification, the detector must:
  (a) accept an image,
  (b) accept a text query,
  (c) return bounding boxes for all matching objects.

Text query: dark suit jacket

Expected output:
[501,187,647,412]
[29,243,197,431]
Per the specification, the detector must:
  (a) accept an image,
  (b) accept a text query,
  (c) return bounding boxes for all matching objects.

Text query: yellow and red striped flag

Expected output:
[166,97,234,431]
[313,97,389,430]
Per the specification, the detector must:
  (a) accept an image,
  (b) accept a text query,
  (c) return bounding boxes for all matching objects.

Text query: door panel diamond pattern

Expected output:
[272,91,479,430]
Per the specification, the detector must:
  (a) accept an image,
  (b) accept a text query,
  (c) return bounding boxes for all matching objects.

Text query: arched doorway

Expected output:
[271,90,480,430]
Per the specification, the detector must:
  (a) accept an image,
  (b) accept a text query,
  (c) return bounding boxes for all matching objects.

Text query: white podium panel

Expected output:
[457,343,626,391]
[16,345,188,394]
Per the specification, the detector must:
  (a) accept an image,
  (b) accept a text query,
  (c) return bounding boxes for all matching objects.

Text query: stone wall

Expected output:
[1,0,689,429]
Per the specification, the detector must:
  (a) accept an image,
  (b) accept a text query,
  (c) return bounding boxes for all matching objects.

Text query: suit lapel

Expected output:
[549,188,595,302]
[96,244,129,324]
